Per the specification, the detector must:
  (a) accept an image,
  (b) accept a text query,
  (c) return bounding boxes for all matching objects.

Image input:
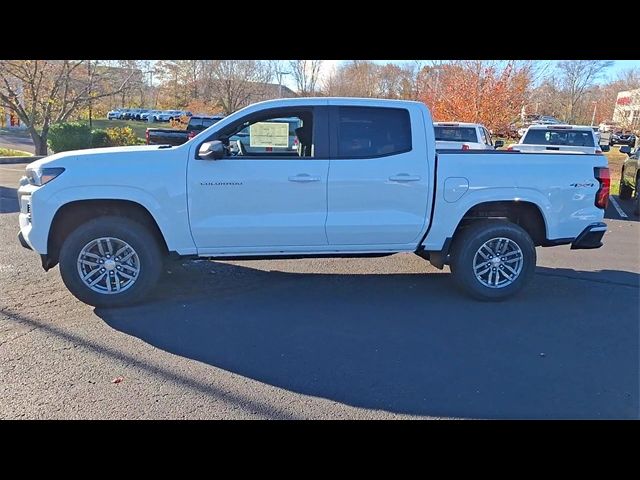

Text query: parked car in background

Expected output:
[599,121,619,133]
[619,145,640,215]
[609,131,637,147]
[434,122,503,150]
[508,124,607,155]
[156,110,182,122]
[107,109,122,120]
[136,109,151,121]
[517,117,562,137]
[146,115,225,145]
[145,110,163,122]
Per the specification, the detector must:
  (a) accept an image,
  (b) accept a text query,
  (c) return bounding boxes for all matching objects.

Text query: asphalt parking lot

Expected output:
[0,163,638,419]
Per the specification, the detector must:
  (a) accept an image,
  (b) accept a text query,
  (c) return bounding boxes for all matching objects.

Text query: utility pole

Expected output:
[276,70,291,98]
[591,101,597,126]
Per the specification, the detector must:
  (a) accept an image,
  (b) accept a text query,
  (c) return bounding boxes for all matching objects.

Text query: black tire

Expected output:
[449,220,536,301]
[59,216,163,308]
[619,169,633,200]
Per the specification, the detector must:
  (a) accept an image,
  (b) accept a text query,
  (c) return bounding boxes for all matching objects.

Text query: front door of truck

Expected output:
[187,107,330,252]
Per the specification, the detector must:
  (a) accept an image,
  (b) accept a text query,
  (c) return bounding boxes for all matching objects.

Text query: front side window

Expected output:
[214,109,313,158]
[337,107,411,158]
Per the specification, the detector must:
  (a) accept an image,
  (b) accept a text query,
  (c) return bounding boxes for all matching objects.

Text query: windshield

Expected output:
[434,126,478,143]
[523,129,595,147]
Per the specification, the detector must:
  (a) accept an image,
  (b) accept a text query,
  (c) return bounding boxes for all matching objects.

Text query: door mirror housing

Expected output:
[494,140,504,149]
[198,140,225,160]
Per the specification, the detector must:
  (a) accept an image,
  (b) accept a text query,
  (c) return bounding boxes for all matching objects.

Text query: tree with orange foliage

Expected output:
[420,61,532,134]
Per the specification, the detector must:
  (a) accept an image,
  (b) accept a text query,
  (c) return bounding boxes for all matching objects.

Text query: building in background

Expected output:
[613,88,640,130]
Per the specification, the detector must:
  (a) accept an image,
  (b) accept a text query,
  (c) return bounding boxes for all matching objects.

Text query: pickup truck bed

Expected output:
[17,97,609,307]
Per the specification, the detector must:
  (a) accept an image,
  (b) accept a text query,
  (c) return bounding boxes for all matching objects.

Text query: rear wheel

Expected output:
[450,220,536,301]
[59,216,163,308]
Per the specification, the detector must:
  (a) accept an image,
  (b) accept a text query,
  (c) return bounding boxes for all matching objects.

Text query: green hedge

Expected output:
[47,123,144,153]
[47,122,92,153]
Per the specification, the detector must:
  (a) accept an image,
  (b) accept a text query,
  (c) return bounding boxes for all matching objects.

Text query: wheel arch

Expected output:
[46,199,169,269]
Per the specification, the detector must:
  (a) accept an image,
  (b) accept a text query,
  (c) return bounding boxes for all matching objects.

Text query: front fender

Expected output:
[31,185,196,255]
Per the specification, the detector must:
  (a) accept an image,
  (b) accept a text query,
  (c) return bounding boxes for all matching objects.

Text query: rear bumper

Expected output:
[570,222,607,250]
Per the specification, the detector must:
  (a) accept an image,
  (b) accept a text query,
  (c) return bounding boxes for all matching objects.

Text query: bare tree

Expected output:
[288,60,322,96]
[557,60,613,123]
[0,60,134,155]
[205,60,273,115]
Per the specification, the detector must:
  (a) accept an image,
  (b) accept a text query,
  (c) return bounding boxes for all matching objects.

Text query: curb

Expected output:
[0,156,43,165]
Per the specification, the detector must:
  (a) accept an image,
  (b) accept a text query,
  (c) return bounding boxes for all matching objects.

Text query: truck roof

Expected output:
[238,97,425,109]
[433,122,484,127]
[526,124,595,131]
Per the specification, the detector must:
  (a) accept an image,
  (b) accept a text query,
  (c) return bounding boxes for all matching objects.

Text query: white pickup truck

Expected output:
[17,98,610,307]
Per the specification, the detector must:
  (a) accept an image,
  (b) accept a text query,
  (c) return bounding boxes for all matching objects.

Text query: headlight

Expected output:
[25,167,65,186]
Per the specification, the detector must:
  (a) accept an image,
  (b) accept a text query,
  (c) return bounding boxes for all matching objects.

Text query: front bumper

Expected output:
[18,230,31,250]
[571,222,607,250]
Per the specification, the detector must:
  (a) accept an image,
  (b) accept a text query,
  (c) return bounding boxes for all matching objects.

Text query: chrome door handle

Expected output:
[288,174,320,182]
[389,174,421,182]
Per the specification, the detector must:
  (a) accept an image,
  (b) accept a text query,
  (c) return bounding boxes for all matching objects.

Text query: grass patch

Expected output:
[0,147,31,157]
[605,146,629,184]
[610,181,620,196]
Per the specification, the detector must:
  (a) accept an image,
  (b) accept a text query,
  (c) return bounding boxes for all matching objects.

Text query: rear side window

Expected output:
[337,107,411,158]
[434,126,478,143]
[523,129,595,147]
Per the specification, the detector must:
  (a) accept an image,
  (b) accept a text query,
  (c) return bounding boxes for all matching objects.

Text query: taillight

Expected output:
[595,148,603,155]
[461,144,470,151]
[187,131,196,140]
[506,146,514,151]
[594,167,610,209]
[145,129,149,145]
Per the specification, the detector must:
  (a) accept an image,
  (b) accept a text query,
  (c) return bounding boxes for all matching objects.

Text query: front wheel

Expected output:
[450,220,536,301]
[59,216,163,308]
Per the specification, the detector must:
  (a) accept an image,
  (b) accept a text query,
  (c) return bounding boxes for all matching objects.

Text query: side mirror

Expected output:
[619,145,632,155]
[198,140,225,160]
[494,140,504,149]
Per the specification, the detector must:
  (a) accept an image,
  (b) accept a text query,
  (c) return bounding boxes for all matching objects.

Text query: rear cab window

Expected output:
[434,126,478,143]
[523,128,595,147]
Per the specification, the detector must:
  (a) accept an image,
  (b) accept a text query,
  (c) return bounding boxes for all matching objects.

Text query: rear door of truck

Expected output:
[325,102,431,245]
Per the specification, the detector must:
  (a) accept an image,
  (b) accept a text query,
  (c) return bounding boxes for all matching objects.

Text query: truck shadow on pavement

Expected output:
[96,260,639,419]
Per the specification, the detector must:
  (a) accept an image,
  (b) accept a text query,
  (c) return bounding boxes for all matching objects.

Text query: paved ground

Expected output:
[0,164,638,419]
[0,129,35,154]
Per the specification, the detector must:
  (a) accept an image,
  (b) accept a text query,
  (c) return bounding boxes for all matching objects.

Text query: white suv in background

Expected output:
[434,122,504,150]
